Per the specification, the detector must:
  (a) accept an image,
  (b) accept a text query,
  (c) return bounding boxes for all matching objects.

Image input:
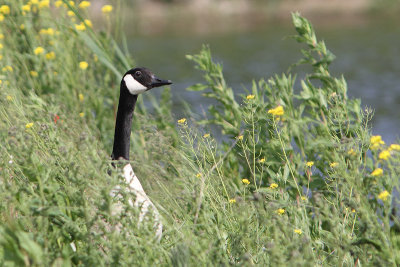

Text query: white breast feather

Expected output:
[124,74,147,95]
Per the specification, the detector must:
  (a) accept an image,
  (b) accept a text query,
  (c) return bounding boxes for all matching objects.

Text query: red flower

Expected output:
[53,115,60,124]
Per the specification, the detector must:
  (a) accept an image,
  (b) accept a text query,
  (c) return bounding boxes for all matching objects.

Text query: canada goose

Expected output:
[110,67,172,240]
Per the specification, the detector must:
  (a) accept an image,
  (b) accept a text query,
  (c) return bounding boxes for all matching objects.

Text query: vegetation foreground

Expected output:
[1,1,400,266]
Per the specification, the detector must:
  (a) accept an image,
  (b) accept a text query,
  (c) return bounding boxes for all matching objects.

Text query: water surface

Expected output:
[129,18,400,143]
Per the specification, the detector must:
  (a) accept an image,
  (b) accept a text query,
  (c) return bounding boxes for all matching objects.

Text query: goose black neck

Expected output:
[111,83,138,161]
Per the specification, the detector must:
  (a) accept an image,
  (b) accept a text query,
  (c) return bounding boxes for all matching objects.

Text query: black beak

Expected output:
[151,76,172,88]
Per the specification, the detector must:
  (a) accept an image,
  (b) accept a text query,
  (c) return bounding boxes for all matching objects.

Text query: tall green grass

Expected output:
[0,1,400,266]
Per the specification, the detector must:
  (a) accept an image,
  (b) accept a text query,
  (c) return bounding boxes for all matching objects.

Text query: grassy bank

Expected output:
[1,1,400,266]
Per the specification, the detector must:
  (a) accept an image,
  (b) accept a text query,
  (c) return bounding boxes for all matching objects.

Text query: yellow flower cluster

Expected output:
[370,135,385,150]
[294,229,302,235]
[79,93,84,102]
[378,150,391,161]
[242,178,250,185]
[371,168,383,177]
[2,65,13,72]
[40,28,55,35]
[38,0,50,9]
[329,162,338,168]
[22,4,31,12]
[75,23,86,31]
[196,173,202,178]
[34,46,45,55]
[0,5,10,15]
[102,5,113,14]
[79,1,91,9]
[177,118,186,124]
[276,208,285,215]
[79,61,88,70]
[45,51,56,60]
[203,133,210,138]
[236,135,243,140]
[306,161,314,167]
[270,183,278,189]
[378,190,390,201]
[79,112,85,117]
[229,198,236,204]
[389,144,400,151]
[259,158,265,163]
[25,122,34,129]
[30,71,38,77]
[268,105,284,116]
[246,94,255,100]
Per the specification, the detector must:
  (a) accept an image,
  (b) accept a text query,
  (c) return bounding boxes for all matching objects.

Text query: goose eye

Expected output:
[135,71,141,77]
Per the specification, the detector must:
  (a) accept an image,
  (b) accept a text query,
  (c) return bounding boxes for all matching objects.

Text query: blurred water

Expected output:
[129,18,400,143]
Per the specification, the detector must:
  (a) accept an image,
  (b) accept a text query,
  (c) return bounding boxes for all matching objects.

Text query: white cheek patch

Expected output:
[124,74,147,95]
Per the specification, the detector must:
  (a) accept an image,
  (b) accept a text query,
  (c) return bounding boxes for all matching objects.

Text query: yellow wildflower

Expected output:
[67,10,75,17]
[306,161,314,167]
[31,0,39,4]
[378,190,390,201]
[30,71,38,77]
[379,150,391,160]
[370,135,385,150]
[203,133,210,138]
[301,196,307,201]
[294,229,302,235]
[22,4,31,12]
[79,1,91,9]
[0,14,4,22]
[268,105,284,116]
[25,122,34,129]
[34,47,44,55]
[84,19,93,28]
[20,24,25,30]
[102,5,113,13]
[6,95,12,101]
[44,28,55,35]
[0,43,2,49]
[330,162,338,168]
[229,198,236,204]
[196,173,201,178]
[270,183,278,189]
[69,1,75,6]
[259,158,265,163]
[246,94,255,100]
[39,0,50,8]
[276,208,285,215]
[79,93,84,102]
[242,179,250,185]
[55,1,63,7]
[371,168,383,177]
[45,51,55,60]
[79,112,85,117]
[79,61,88,70]
[0,5,10,15]
[237,135,243,140]
[75,23,86,31]
[348,148,357,156]
[2,65,12,72]
[177,118,186,124]
[389,144,400,151]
